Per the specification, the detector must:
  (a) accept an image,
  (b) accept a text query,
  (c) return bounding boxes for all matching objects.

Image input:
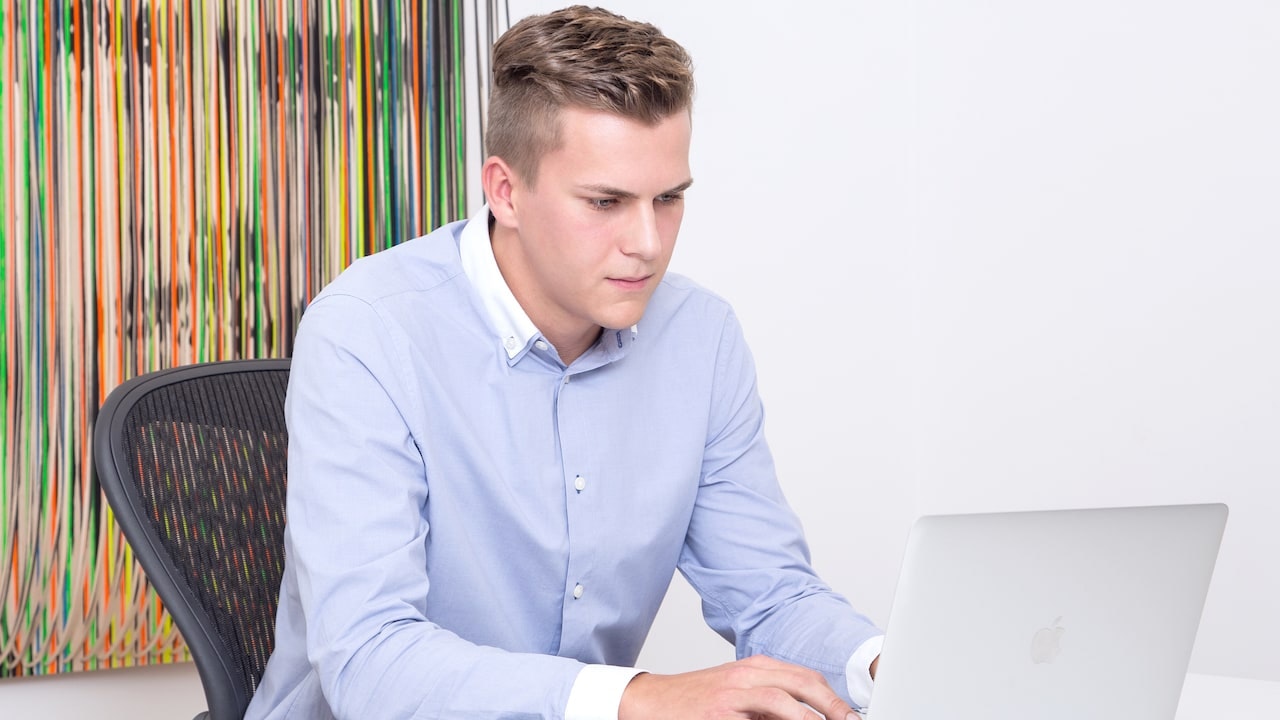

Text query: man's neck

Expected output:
[553,327,601,367]
[489,222,599,366]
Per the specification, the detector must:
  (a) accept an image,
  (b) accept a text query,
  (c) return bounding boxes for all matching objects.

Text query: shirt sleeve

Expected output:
[283,296,585,719]
[846,634,884,710]
[676,308,884,707]
[563,664,647,720]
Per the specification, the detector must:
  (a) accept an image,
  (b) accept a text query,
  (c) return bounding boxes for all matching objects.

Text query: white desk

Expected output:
[1176,673,1280,719]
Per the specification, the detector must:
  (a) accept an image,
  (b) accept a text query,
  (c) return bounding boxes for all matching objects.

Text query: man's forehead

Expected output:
[546,109,690,174]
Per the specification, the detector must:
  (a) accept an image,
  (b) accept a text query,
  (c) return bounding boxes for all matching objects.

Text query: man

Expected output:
[247,6,882,719]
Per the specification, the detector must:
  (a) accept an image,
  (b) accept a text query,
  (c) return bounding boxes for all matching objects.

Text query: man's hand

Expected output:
[618,655,861,720]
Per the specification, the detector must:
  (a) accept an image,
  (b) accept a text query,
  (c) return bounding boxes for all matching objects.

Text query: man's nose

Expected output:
[622,204,661,260]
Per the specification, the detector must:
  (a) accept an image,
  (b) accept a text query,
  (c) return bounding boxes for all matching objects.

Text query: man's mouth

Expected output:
[608,274,651,290]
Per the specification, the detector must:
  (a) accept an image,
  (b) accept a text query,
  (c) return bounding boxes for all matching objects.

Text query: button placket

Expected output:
[555,367,597,655]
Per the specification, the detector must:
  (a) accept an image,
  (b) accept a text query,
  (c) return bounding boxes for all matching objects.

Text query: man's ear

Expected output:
[482,156,520,229]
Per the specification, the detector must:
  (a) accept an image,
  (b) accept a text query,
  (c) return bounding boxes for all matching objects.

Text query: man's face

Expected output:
[494,107,693,354]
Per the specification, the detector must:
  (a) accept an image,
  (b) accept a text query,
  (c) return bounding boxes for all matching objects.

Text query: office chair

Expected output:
[94,359,291,720]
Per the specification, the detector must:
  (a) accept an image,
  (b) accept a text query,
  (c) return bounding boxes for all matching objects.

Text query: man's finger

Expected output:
[734,657,858,720]
[735,685,821,720]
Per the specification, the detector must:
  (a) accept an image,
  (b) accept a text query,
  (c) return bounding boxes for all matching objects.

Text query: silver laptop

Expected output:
[866,503,1227,720]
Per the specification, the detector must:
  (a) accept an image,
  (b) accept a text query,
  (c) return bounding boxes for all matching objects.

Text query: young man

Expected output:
[247,6,882,719]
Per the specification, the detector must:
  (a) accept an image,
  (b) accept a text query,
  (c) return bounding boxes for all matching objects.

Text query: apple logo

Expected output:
[1030,617,1065,664]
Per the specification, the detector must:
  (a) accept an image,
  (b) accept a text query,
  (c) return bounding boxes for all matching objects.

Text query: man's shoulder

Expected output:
[315,220,467,307]
[650,271,737,325]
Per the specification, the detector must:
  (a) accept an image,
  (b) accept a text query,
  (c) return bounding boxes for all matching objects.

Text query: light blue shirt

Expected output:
[247,211,882,720]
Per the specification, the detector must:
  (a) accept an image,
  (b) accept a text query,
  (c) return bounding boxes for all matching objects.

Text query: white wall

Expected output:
[908,0,1279,682]
[3,1,1275,714]
[0,663,205,719]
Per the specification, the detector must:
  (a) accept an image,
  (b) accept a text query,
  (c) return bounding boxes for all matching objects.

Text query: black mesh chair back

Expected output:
[94,359,291,720]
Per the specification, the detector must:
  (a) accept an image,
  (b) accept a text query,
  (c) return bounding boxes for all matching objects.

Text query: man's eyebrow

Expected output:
[577,179,695,199]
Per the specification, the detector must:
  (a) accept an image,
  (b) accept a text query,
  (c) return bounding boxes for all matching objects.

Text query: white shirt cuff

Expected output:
[845,634,884,711]
[564,664,647,720]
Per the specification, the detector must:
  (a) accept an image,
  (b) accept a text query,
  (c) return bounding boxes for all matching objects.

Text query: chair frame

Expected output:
[94,358,291,720]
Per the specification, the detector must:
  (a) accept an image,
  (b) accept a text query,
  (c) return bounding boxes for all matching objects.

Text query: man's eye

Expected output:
[657,193,684,204]
[589,198,617,210]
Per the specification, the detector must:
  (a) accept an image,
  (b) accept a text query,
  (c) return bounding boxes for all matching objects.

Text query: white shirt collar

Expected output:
[459,205,541,360]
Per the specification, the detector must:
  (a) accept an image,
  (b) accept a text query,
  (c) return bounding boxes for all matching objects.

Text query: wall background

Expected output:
[2,0,1276,714]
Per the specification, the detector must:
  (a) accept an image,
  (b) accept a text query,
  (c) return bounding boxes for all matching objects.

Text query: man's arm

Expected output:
[617,308,882,717]
[282,296,585,718]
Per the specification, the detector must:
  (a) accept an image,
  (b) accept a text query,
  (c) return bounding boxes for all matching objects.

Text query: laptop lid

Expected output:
[867,503,1227,720]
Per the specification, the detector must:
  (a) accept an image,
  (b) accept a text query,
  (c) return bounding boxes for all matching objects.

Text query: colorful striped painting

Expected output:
[0,0,505,677]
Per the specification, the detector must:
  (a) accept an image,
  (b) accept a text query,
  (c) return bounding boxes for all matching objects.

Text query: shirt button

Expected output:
[534,340,548,351]
[573,584,584,599]
[562,375,571,385]
[504,336,517,351]
[574,476,586,492]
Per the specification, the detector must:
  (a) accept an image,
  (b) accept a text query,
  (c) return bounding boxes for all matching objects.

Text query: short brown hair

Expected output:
[487,6,694,185]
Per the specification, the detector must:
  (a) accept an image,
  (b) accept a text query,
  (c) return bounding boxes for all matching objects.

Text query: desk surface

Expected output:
[1176,673,1280,718]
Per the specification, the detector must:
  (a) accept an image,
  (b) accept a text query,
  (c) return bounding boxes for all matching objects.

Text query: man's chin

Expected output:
[595,305,648,332]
